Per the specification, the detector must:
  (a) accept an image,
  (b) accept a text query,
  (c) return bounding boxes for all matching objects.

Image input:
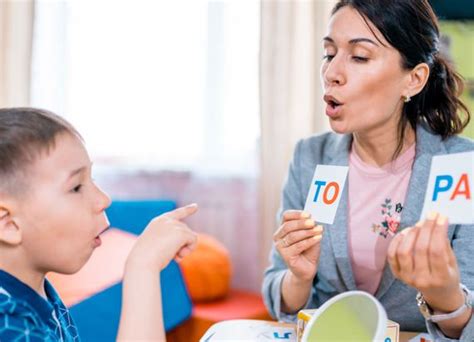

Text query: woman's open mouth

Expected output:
[324,95,343,117]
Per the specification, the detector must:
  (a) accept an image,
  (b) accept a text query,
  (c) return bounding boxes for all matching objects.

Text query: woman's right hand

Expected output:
[273,210,323,282]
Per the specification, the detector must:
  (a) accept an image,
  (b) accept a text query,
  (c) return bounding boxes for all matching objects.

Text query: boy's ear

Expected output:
[0,207,22,246]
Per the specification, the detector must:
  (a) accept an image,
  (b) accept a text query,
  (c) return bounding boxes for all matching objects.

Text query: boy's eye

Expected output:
[72,184,82,193]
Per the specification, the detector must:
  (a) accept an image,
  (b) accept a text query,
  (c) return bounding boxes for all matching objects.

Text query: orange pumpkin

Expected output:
[179,233,232,302]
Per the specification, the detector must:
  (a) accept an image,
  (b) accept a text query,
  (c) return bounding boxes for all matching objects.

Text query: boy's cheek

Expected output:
[43,244,93,275]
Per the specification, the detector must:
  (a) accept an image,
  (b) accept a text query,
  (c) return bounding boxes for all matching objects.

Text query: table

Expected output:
[271,321,423,342]
[400,331,422,341]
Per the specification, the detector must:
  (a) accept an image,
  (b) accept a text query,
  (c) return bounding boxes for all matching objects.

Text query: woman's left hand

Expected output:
[387,212,464,312]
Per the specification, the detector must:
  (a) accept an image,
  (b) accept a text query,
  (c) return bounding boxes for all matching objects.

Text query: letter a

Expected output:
[450,174,471,200]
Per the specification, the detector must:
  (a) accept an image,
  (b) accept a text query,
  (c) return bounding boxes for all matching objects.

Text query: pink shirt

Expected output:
[348,143,416,294]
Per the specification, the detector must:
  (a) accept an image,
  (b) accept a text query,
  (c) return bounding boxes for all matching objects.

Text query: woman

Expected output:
[262,0,473,340]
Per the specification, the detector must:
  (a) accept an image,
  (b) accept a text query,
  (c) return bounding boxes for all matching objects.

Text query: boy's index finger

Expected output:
[282,210,311,222]
[163,203,198,221]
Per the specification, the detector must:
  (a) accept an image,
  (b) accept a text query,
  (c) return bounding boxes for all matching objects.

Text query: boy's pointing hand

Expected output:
[126,204,199,272]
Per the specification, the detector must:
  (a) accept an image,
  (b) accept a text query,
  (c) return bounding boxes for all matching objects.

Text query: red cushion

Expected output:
[193,289,270,321]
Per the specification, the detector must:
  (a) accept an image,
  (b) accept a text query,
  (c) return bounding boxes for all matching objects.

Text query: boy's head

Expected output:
[0,108,111,275]
[0,108,80,195]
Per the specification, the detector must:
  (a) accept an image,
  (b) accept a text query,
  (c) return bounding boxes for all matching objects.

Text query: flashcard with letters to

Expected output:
[304,165,349,224]
[421,151,473,224]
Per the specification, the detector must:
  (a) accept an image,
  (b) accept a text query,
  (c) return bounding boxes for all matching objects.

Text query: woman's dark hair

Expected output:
[333,0,471,157]
[0,107,81,195]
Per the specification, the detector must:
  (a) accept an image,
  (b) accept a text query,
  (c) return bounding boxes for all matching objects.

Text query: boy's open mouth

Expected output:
[96,226,110,238]
[93,226,110,247]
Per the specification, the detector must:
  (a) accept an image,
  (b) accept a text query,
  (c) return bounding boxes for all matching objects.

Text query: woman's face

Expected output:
[321,6,410,135]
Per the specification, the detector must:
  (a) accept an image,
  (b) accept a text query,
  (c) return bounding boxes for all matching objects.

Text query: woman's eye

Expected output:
[353,56,369,62]
[72,184,82,193]
[323,54,335,61]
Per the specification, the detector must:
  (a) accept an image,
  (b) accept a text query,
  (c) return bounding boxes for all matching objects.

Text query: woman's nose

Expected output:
[322,56,346,87]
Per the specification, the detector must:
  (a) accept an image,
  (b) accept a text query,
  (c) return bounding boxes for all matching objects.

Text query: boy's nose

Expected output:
[101,190,112,211]
[94,185,112,212]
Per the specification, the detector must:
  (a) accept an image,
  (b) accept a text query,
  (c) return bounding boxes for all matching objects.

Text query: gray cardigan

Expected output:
[262,125,474,341]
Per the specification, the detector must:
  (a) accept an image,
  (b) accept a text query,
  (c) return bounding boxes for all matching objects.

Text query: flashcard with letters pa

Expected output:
[420,151,473,224]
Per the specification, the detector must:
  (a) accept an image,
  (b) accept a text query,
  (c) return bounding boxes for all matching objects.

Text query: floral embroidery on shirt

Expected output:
[372,198,403,238]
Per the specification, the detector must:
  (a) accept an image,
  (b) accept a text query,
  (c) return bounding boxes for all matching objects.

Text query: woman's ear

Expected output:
[404,62,430,98]
[0,206,22,246]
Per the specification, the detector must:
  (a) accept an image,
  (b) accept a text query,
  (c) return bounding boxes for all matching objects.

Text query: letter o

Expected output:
[323,182,340,205]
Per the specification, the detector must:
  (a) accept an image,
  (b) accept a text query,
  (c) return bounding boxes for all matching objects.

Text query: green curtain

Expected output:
[440,21,474,139]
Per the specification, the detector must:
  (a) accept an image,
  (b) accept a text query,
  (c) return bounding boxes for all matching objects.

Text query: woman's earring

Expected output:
[404,95,411,103]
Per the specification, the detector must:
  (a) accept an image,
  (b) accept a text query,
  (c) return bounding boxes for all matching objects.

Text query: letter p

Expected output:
[432,175,453,201]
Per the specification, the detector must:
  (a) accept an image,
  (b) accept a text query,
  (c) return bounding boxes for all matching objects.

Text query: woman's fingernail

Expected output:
[313,235,322,242]
[427,211,437,220]
[400,228,410,235]
[436,215,447,225]
[301,212,311,219]
[305,219,315,227]
[415,220,424,228]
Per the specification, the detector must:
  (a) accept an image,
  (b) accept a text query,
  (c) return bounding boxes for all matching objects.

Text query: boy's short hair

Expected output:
[0,107,81,196]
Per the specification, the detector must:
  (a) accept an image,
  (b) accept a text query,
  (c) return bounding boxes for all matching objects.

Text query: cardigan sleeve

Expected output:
[425,223,474,341]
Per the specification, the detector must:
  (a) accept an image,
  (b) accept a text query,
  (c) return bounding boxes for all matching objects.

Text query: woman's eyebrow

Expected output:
[323,36,379,47]
[323,36,335,43]
[348,37,379,46]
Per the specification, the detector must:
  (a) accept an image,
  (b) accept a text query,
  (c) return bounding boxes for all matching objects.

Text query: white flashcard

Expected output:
[420,151,474,224]
[304,165,349,224]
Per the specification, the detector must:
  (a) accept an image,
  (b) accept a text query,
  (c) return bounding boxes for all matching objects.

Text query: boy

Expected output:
[0,107,198,341]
